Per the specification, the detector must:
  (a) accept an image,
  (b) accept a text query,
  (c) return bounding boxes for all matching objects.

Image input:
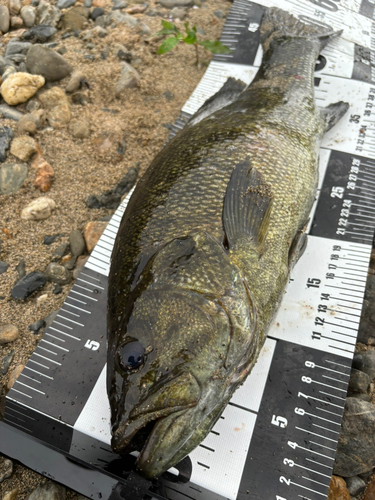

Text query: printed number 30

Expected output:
[85,339,100,351]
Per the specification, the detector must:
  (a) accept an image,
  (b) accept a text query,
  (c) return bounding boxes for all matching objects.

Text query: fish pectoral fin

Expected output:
[288,223,308,269]
[223,160,273,252]
[320,101,349,132]
[187,77,247,127]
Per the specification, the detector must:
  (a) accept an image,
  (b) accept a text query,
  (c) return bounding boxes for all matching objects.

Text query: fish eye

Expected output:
[116,340,145,371]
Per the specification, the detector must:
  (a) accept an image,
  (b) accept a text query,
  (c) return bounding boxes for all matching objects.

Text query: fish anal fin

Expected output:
[320,101,349,132]
[223,160,273,252]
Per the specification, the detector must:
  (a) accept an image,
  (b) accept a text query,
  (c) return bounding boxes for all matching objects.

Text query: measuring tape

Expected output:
[1,1,375,499]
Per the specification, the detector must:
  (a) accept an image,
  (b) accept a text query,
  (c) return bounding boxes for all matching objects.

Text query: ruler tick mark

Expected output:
[296,427,338,443]
[56,314,84,327]
[49,327,81,341]
[33,352,62,366]
[24,366,53,379]
[15,381,46,395]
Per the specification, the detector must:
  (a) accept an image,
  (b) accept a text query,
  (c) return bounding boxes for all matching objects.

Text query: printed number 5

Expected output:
[271,415,288,428]
[85,339,100,351]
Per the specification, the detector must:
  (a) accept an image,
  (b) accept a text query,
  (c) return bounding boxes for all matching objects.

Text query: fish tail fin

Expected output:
[260,7,342,52]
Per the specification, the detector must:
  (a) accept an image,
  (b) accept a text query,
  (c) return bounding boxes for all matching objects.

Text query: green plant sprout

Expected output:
[156,20,232,67]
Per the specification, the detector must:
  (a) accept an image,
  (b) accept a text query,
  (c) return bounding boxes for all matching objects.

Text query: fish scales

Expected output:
[107,7,349,479]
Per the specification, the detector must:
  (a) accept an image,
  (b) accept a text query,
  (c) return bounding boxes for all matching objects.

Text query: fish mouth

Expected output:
[111,408,189,478]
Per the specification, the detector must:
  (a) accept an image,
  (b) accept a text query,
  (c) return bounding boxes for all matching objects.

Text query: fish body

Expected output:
[107,8,349,478]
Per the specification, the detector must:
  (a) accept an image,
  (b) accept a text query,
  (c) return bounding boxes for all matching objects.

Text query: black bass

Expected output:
[107,7,349,478]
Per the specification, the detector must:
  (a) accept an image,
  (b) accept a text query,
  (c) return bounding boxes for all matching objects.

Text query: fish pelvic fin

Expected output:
[320,101,350,132]
[260,7,343,53]
[223,160,273,252]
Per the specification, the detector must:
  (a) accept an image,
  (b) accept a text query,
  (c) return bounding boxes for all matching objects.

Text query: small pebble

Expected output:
[73,255,88,279]
[327,476,350,500]
[46,262,71,284]
[44,310,59,328]
[20,5,36,27]
[57,0,76,8]
[348,368,370,394]
[7,364,25,390]
[0,127,14,162]
[57,46,67,55]
[84,220,107,252]
[90,6,104,19]
[36,1,61,27]
[21,197,56,220]
[158,0,192,7]
[0,351,15,375]
[5,41,32,57]
[112,0,127,9]
[0,104,24,121]
[0,163,28,195]
[39,87,71,128]
[63,255,77,270]
[11,271,47,300]
[22,24,57,42]
[16,258,26,279]
[115,62,140,96]
[26,99,41,112]
[346,475,366,497]
[0,262,9,274]
[0,5,10,33]
[214,9,224,18]
[9,0,21,16]
[10,16,23,29]
[1,72,45,106]
[44,234,62,245]
[65,70,85,93]
[69,118,90,138]
[170,6,186,18]
[52,284,63,294]
[53,242,69,259]
[364,474,375,500]
[34,157,54,192]
[26,44,73,82]
[10,135,38,162]
[0,324,19,344]
[0,459,13,483]
[28,319,45,334]
[37,293,49,305]
[69,229,86,256]
[3,487,19,500]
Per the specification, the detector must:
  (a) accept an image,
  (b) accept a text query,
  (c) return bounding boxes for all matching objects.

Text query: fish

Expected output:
[107,7,349,479]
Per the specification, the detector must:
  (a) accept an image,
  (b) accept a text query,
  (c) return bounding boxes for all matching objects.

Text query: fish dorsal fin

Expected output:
[320,101,349,132]
[223,160,273,251]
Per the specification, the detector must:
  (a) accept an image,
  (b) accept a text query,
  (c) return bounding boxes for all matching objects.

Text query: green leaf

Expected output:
[198,40,232,54]
[157,36,180,54]
[156,20,180,36]
[183,30,197,44]
[161,20,178,32]
[184,21,190,34]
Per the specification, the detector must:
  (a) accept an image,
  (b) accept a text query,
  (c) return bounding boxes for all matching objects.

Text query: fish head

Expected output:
[108,286,236,478]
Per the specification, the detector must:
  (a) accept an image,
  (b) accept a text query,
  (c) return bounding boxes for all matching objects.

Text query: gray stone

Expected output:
[20,5,36,27]
[28,319,45,334]
[105,10,138,27]
[11,271,47,300]
[61,5,89,30]
[9,0,21,16]
[22,24,57,42]
[84,0,92,6]
[0,127,14,162]
[214,9,224,18]
[0,459,13,483]
[69,229,85,256]
[0,261,9,274]
[1,66,17,82]
[333,397,375,476]
[5,40,32,57]
[157,0,192,7]
[0,5,10,34]
[170,7,186,18]
[94,14,105,26]
[26,99,41,112]
[115,62,140,96]
[65,70,85,93]
[44,310,59,328]
[0,163,27,194]
[36,1,61,27]
[57,0,76,8]
[28,480,66,500]
[46,262,71,285]
[0,351,14,375]
[0,56,11,74]
[90,6,104,19]
[354,350,375,380]
[53,242,69,259]
[348,368,370,394]
[6,54,26,64]
[351,392,371,401]
[345,476,366,496]
[26,45,73,82]
[16,258,26,278]
[0,104,23,121]
[112,0,127,9]
[63,255,76,270]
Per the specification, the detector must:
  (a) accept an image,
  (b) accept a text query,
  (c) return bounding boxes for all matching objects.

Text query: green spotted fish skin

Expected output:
[107,8,349,478]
